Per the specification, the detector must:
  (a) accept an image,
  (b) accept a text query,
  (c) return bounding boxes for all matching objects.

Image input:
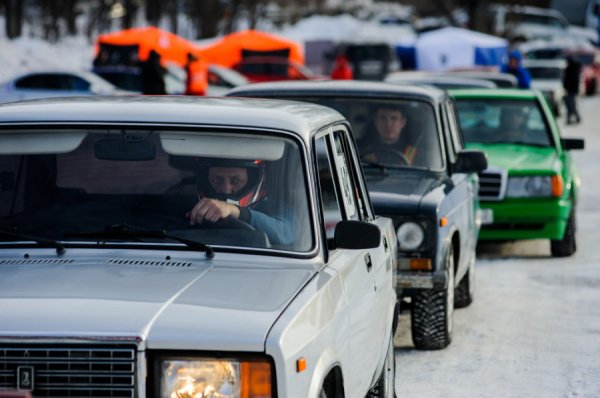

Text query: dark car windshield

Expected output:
[287,97,444,170]
[454,98,553,147]
[0,129,313,253]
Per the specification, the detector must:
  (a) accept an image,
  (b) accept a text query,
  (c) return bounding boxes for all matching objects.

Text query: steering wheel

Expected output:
[362,144,410,166]
[196,216,257,231]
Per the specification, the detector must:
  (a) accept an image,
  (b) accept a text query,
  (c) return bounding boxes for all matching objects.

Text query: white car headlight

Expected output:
[506,176,552,197]
[396,222,425,251]
[160,358,272,398]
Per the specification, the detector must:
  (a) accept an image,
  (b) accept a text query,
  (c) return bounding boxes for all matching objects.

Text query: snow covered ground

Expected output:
[393,96,600,397]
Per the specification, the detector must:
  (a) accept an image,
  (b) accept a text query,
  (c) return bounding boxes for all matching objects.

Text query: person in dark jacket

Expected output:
[501,50,532,89]
[186,157,291,245]
[357,104,418,166]
[563,56,582,124]
[140,49,166,95]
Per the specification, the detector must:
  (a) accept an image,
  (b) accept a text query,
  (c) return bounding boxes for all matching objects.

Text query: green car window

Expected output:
[454,99,552,147]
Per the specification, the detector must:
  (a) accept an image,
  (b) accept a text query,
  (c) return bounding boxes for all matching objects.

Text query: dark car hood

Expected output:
[365,171,442,214]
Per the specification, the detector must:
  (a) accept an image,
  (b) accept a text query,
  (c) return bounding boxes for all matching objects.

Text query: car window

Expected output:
[68,76,91,91]
[332,131,359,220]
[454,98,553,147]
[15,74,66,90]
[527,67,563,80]
[0,129,313,253]
[445,100,462,158]
[289,97,445,171]
[315,134,343,241]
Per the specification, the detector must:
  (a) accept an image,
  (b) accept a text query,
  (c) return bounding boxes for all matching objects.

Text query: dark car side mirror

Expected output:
[561,138,585,151]
[334,220,381,250]
[454,150,488,174]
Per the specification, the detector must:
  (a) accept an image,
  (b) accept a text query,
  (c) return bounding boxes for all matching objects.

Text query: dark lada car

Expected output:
[228,81,488,350]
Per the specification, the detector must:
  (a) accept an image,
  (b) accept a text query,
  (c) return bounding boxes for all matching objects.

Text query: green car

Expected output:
[450,89,584,257]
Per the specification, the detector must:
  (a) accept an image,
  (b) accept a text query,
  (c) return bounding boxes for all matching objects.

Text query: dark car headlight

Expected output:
[151,354,273,398]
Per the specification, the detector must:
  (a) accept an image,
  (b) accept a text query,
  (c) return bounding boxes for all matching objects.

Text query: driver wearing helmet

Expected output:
[186,157,290,245]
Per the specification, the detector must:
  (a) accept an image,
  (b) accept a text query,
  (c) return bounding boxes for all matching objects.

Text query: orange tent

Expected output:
[197,29,305,68]
[95,26,208,95]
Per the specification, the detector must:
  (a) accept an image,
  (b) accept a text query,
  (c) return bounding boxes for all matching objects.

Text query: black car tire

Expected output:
[551,208,576,257]
[366,330,396,398]
[411,244,454,350]
[454,258,475,308]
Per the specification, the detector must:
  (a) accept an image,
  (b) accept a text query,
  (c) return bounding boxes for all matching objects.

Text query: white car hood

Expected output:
[0,251,315,352]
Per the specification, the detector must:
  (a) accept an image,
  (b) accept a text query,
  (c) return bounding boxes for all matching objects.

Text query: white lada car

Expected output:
[0,96,398,398]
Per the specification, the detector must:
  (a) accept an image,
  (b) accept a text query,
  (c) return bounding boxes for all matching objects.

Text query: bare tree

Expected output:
[145,0,162,26]
[190,0,226,38]
[63,0,78,35]
[4,0,24,39]
[462,0,493,33]
[122,0,138,29]
[86,0,115,40]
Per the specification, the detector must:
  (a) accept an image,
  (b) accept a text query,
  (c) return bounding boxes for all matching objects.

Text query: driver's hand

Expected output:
[186,198,241,225]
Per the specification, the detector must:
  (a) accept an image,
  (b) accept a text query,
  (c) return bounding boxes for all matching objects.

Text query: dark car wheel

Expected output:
[411,245,454,350]
[366,330,396,398]
[454,257,475,309]
[551,208,576,257]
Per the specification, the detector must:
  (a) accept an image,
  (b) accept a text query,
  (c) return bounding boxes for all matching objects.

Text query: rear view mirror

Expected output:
[95,137,156,161]
[561,138,584,151]
[334,220,381,249]
[454,150,488,174]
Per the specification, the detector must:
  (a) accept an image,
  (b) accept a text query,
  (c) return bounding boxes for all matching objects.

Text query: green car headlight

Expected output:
[396,221,425,251]
[159,358,272,398]
[506,176,552,197]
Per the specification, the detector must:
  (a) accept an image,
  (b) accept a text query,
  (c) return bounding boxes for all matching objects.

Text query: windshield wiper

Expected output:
[65,223,214,258]
[0,228,65,255]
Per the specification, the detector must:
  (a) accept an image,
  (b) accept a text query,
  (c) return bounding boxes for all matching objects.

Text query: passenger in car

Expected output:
[186,157,291,245]
[499,105,530,141]
[357,104,418,166]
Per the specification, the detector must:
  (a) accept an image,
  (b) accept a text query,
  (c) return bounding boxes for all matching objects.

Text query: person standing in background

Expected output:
[184,52,208,96]
[140,49,166,95]
[331,54,353,80]
[563,56,582,125]
[501,50,531,89]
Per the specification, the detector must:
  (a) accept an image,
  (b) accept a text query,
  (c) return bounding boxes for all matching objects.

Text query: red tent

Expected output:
[197,29,305,68]
[95,27,208,95]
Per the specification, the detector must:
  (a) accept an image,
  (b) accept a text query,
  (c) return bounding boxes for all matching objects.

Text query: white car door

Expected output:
[315,129,390,394]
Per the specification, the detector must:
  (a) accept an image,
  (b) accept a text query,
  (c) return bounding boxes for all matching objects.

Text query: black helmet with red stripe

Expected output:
[196,157,266,207]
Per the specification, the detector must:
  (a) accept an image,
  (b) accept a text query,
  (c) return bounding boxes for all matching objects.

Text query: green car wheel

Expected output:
[550,208,576,257]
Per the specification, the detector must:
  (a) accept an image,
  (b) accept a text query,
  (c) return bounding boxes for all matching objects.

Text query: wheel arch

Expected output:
[318,363,345,398]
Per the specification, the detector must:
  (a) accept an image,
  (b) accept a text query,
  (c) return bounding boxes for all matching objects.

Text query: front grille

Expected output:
[0,343,137,398]
[478,168,507,201]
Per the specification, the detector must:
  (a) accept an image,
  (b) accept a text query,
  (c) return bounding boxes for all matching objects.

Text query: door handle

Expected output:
[364,253,372,272]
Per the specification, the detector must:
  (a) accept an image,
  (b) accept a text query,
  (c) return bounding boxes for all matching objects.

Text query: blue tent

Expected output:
[396,27,508,71]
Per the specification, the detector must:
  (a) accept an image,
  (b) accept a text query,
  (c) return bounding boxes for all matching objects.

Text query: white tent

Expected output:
[397,27,508,71]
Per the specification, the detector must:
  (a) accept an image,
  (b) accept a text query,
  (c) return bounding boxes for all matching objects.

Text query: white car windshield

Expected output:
[0,129,313,253]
